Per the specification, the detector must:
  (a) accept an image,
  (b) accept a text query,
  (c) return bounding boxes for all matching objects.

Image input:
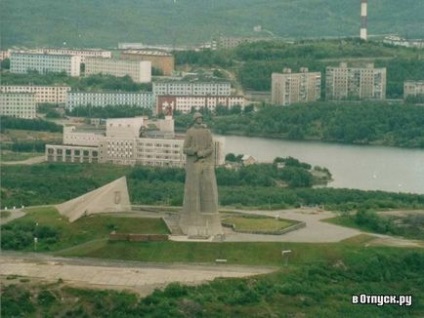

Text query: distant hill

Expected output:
[1,0,423,49]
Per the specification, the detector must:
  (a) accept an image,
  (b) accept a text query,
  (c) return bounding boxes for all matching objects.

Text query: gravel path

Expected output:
[2,155,45,165]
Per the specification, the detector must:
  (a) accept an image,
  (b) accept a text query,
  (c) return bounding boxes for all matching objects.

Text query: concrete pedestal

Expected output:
[179,212,223,238]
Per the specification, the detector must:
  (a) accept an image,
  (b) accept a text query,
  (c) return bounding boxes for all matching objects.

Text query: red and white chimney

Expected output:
[360,0,368,40]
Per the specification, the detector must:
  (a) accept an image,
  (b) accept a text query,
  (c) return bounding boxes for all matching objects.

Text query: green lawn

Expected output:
[222,215,295,232]
[1,151,42,162]
[1,207,169,252]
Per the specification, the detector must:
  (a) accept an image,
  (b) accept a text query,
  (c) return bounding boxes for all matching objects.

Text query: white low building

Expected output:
[10,48,112,63]
[157,95,245,114]
[404,81,424,100]
[66,91,154,111]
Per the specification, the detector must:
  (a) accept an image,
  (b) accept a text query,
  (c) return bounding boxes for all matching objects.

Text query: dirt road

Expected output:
[0,252,276,296]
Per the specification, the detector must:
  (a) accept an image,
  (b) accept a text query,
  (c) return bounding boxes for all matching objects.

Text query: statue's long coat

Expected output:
[182,124,218,214]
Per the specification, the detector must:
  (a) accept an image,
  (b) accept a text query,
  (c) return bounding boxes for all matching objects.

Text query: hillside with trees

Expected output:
[2,0,424,48]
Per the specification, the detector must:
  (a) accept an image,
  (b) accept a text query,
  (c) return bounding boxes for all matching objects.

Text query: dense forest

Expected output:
[0,116,62,133]
[174,102,424,148]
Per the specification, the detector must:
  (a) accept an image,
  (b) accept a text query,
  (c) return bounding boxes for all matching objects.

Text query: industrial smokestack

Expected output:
[360,0,368,40]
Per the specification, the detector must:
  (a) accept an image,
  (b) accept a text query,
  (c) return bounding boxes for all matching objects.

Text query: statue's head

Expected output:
[193,112,203,124]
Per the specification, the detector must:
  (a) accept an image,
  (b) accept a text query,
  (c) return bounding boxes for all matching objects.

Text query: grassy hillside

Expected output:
[1,0,423,48]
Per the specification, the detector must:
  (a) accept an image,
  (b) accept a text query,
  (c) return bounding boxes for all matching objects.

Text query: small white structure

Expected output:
[241,154,256,166]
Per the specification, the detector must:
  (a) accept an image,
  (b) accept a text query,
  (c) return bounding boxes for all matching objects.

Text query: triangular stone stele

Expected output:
[55,176,131,222]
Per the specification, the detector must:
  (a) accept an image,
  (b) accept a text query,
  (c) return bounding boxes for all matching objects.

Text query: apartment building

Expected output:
[45,116,224,167]
[85,58,151,83]
[404,81,424,100]
[271,68,321,105]
[0,93,37,118]
[66,91,154,111]
[157,95,245,114]
[326,63,386,100]
[11,48,112,63]
[0,85,71,105]
[10,52,81,76]
[153,81,231,96]
[120,50,175,76]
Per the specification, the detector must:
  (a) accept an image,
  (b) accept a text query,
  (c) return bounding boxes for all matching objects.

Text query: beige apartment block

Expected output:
[326,63,386,100]
[85,58,151,83]
[404,81,424,99]
[157,95,245,114]
[271,68,321,105]
[0,92,37,118]
[10,53,81,76]
[0,85,71,105]
[121,50,175,76]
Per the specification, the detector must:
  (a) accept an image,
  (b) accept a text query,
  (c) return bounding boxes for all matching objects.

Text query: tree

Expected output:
[1,58,10,70]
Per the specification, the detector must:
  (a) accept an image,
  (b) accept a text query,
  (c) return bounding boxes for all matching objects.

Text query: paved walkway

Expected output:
[0,253,275,296]
[172,208,363,243]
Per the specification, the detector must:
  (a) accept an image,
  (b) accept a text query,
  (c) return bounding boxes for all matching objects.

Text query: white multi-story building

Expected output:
[11,48,112,63]
[45,116,224,167]
[157,95,245,114]
[85,58,151,83]
[153,81,231,97]
[66,91,154,111]
[10,52,81,76]
[404,81,424,100]
[0,93,37,118]
[0,50,10,61]
[29,48,111,63]
[0,85,71,105]
[326,63,386,100]
[271,68,321,105]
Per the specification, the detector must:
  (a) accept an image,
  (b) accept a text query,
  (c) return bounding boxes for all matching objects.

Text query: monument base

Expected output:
[178,212,224,238]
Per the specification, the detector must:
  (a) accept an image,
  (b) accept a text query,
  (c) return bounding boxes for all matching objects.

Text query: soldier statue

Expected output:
[178,112,223,237]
